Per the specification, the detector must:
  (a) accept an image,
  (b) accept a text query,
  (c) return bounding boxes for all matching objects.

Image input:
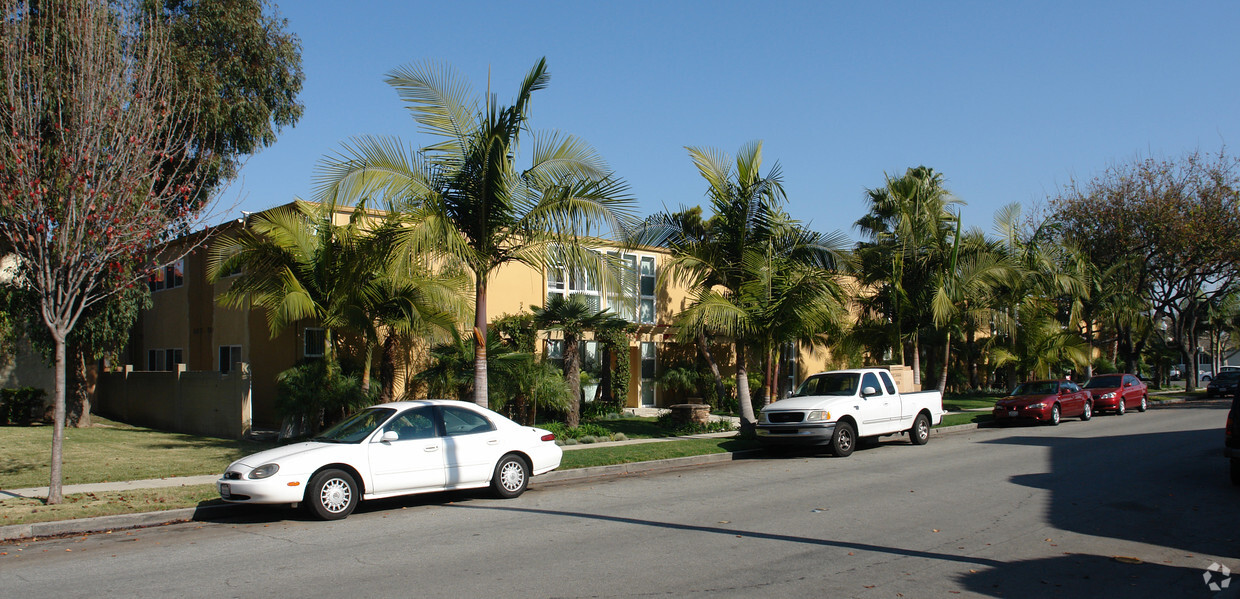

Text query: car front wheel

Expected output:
[1116,399,1126,416]
[492,454,529,499]
[306,468,358,520]
[1048,404,1061,426]
[831,421,856,457]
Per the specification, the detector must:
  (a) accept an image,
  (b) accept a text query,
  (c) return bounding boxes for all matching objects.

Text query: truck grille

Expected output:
[767,412,805,423]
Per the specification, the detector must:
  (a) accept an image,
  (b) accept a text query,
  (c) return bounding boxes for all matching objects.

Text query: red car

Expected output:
[993,379,1092,425]
[1083,373,1148,415]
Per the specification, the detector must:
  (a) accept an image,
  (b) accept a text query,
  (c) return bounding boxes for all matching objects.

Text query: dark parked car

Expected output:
[1083,373,1148,414]
[993,380,1092,425]
[1227,393,1239,486]
[1208,371,1240,398]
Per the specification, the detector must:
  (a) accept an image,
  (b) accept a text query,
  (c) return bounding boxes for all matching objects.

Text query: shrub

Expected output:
[0,387,47,426]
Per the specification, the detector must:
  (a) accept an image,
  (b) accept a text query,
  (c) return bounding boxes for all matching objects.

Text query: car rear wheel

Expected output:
[1116,399,1126,416]
[909,413,930,445]
[1080,401,1092,421]
[1048,404,1061,426]
[1138,395,1148,412]
[306,468,358,521]
[492,454,529,499]
[831,421,856,457]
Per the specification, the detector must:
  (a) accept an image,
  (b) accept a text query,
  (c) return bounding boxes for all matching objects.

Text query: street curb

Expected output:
[0,422,991,542]
[0,503,242,543]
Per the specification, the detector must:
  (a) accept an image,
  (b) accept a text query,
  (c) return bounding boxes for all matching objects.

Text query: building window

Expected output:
[304,328,326,358]
[638,256,656,324]
[640,341,656,406]
[148,259,185,292]
[219,345,242,374]
[546,264,600,311]
[147,348,183,371]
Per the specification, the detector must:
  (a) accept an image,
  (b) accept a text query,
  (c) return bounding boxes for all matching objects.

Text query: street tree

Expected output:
[532,295,626,427]
[315,58,637,409]
[1049,151,1240,388]
[0,0,211,504]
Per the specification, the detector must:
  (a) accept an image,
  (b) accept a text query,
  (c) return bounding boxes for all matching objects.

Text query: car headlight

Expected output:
[806,410,831,422]
[1026,402,1045,409]
[248,464,280,479]
[1100,392,1116,400]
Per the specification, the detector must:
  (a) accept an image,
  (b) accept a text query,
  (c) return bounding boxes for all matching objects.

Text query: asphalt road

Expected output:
[3,402,1236,598]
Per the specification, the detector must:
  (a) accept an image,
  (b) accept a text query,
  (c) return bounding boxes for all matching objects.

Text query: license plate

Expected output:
[220,483,231,499]
[1008,411,1018,417]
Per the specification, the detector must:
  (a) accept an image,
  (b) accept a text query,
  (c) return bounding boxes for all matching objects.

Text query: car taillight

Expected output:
[541,433,556,442]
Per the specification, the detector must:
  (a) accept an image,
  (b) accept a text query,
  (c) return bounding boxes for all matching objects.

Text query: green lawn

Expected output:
[0,417,274,489]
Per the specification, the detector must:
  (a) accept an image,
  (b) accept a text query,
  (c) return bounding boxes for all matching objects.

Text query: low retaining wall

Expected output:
[95,364,252,439]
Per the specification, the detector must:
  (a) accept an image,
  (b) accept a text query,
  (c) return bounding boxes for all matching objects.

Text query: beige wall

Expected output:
[96,364,252,439]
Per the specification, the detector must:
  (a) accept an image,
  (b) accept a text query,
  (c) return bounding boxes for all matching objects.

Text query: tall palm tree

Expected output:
[661,142,844,430]
[931,228,1013,391]
[208,201,466,397]
[855,167,961,386]
[532,295,625,426]
[315,58,637,408]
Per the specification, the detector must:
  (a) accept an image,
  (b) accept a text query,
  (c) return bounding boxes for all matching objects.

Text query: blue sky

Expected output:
[220,0,1240,239]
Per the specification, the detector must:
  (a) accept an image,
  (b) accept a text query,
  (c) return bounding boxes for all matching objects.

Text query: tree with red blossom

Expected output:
[0,0,213,504]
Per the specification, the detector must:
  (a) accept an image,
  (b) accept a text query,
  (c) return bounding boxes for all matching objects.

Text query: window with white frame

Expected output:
[147,348,183,371]
[148,259,185,292]
[546,263,600,310]
[639,341,657,406]
[219,345,242,374]
[638,256,656,324]
[304,328,326,358]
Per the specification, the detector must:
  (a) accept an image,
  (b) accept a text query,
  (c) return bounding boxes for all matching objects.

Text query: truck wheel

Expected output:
[909,413,930,445]
[830,421,856,457]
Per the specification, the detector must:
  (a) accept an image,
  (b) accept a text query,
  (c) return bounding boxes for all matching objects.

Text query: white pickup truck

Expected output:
[756,368,944,457]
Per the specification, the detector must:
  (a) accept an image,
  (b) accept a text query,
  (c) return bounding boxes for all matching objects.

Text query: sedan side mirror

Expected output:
[379,430,399,443]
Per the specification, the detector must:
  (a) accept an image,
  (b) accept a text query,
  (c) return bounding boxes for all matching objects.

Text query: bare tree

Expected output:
[0,0,209,504]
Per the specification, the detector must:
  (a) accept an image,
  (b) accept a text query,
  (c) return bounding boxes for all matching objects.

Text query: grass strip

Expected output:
[0,485,221,527]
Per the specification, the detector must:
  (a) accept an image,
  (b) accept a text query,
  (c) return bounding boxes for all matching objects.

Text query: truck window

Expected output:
[796,373,859,396]
[879,371,897,394]
[861,372,882,395]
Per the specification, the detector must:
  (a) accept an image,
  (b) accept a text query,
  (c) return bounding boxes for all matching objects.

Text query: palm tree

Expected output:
[930,228,1013,391]
[532,295,625,426]
[315,58,637,408]
[854,167,961,386]
[660,142,844,431]
[208,201,465,398]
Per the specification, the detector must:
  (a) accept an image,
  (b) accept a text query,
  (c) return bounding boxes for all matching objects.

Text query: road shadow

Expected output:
[957,553,1219,598]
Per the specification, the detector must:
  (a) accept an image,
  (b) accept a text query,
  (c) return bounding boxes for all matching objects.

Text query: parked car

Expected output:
[756,368,944,457]
[1227,393,1239,486]
[1169,366,1182,381]
[993,380,1092,425]
[1083,373,1149,414]
[217,400,562,520]
[1207,371,1240,398]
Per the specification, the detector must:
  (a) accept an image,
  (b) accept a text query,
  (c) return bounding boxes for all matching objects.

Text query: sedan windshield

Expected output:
[313,408,396,443]
[1012,381,1058,396]
[795,373,860,397]
[1084,376,1122,389]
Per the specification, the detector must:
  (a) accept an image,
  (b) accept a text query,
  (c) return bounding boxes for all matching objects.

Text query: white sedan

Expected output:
[217,400,562,520]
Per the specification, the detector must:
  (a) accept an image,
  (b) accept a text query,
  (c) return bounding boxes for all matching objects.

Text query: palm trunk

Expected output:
[473,278,489,408]
[696,331,726,406]
[735,341,756,433]
[937,333,950,392]
[911,332,922,388]
[564,332,581,427]
[360,344,373,396]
